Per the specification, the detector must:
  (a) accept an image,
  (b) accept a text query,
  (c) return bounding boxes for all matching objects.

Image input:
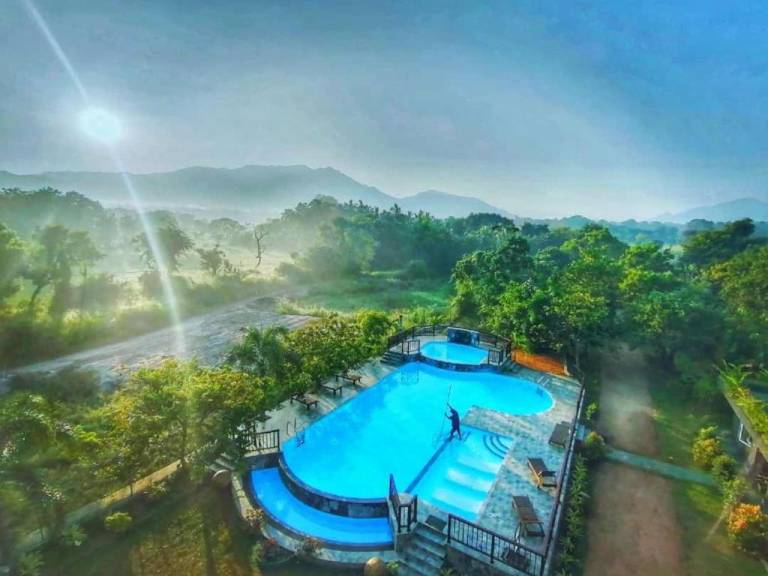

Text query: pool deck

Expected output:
[242,338,581,566]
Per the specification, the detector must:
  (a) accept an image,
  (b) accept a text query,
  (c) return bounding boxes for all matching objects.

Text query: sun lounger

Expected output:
[549,421,571,448]
[335,372,363,387]
[290,393,318,410]
[320,382,343,396]
[527,457,558,489]
[512,495,545,538]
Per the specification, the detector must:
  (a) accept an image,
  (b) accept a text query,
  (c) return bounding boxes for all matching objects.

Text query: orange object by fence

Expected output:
[512,350,569,376]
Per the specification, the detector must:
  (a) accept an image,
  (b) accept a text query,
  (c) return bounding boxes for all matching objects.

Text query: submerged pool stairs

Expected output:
[399,523,447,576]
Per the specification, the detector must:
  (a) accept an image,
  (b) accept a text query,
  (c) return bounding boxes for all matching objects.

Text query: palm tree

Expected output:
[226,326,293,381]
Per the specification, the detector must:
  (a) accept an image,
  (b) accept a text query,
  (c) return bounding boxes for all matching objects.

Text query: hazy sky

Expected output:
[2,1,768,219]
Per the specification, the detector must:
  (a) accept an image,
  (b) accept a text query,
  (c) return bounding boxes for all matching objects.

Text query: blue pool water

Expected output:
[281,361,552,499]
[250,468,392,546]
[421,341,489,365]
[413,426,512,520]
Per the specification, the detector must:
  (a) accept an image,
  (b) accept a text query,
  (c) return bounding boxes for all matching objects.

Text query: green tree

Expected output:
[22,225,102,314]
[0,222,24,303]
[681,218,762,269]
[226,326,294,383]
[132,221,193,272]
[196,244,231,277]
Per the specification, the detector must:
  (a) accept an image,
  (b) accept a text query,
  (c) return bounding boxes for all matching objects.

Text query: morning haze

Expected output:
[2,0,768,220]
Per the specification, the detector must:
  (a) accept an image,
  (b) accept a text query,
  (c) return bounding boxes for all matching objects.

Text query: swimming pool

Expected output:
[420,341,489,365]
[281,361,552,500]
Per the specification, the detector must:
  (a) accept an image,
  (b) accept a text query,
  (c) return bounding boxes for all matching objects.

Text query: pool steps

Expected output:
[400,523,447,576]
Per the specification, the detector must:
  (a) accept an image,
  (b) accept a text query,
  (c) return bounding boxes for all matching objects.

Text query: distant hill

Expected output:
[658,198,768,223]
[397,190,513,219]
[0,166,510,221]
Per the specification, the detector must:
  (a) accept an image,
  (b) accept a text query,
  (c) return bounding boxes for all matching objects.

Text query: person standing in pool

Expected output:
[446,405,462,440]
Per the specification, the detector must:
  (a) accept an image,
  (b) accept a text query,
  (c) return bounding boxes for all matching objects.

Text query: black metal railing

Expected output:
[386,325,511,354]
[541,383,587,568]
[405,339,421,355]
[388,474,418,533]
[236,427,280,454]
[487,347,505,366]
[447,514,544,575]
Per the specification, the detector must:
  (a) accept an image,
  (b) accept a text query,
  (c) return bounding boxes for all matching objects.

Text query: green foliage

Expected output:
[0,222,24,303]
[249,542,263,568]
[584,401,599,424]
[710,454,737,485]
[727,503,768,556]
[103,512,133,533]
[386,560,401,575]
[691,426,723,470]
[132,219,193,272]
[196,244,232,277]
[582,431,606,462]
[721,364,768,444]
[60,523,87,548]
[556,455,590,574]
[682,219,763,269]
[15,551,43,576]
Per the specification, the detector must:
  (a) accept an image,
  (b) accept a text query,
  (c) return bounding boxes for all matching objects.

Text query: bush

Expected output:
[103,511,133,533]
[249,543,263,568]
[727,503,768,555]
[404,259,430,279]
[60,523,87,547]
[692,426,722,469]
[296,536,322,558]
[722,477,749,511]
[144,480,169,502]
[15,552,43,576]
[386,561,401,575]
[711,454,737,485]
[584,401,599,424]
[582,431,606,462]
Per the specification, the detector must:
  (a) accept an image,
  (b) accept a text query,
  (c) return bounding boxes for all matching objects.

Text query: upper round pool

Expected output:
[420,341,489,365]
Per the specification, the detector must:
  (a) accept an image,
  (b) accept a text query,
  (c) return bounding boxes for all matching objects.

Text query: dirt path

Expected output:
[584,347,685,576]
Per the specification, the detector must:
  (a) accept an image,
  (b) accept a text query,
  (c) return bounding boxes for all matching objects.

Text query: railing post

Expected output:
[490,534,495,564]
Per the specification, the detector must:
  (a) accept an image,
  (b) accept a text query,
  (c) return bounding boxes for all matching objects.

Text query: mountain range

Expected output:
[658,198,768,223]
[0,165,511,221]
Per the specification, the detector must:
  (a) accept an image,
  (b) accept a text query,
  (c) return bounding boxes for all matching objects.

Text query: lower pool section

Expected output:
[413,426,511,520]
[249,468,393,548]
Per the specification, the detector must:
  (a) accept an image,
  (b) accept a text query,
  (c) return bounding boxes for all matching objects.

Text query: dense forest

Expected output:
[2,186,768,573]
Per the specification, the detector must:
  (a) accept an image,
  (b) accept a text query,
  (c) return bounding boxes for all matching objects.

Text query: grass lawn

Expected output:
[650,373,765,575]
[291,275,452,313]
[42,481,340,576]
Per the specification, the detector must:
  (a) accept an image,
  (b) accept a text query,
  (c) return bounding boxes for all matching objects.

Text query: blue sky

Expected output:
[2,0,767,218]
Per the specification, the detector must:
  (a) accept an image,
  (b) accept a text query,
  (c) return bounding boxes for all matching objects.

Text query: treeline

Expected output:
[452,218,768,395]
[0,189,274,367]
[0,311,391,569]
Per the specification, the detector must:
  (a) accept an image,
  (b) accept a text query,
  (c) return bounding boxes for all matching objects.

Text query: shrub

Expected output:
[386,560,401,575]
[249,543,263,568]
[584,401,599,424]
[244,508,265,531]
[711,454,737,485]
[722,476,749,511]
[727,503,768,555]
[144,480,169,502]
[104,511,133,533]
[404,259,430,279]
[15,552,43,576]
[692,426,722,469]
[60,523,87,547]
[296,536,322,558]
[582,431,606,462]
